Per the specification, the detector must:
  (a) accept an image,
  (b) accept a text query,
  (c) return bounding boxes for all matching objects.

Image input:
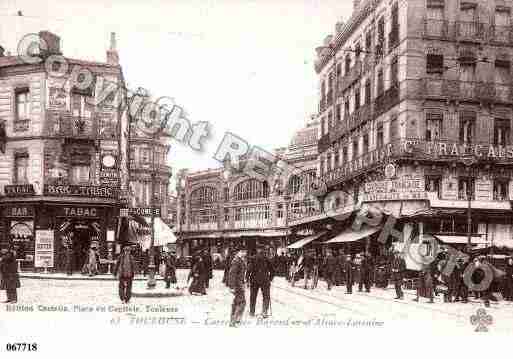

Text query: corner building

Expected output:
[0,31,129,272]
[298,0,513,254]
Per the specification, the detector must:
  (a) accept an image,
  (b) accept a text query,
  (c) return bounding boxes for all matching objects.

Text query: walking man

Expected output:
[202,250,213,289]
[0,247,20,303]
[344,254,355,294]
[228,247,247,327]
[302,250,314,290]
[247,246,274,318]
[358,253,372,293]
[324,250,337,290]
[391,251,406,299]
[114,245,137,304]
[164,252,177,289]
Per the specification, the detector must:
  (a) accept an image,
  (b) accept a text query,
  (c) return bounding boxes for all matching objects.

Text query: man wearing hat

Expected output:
[114,245,137,304]
[358,253,373,293]
[228,246,247,327]
[0,246,20,303]
[201,249,213,289]
[390,251,406,299]
[246,245,274,318]
[343,254,355,294]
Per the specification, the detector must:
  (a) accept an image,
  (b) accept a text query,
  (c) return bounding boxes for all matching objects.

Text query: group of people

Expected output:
[187,249,213,295]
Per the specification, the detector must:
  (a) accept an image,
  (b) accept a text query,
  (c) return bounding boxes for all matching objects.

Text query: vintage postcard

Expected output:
[0,0,512,356]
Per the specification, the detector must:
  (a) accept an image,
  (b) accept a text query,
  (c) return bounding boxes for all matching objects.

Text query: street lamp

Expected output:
[461,156,477,251]
[147,133,159,289]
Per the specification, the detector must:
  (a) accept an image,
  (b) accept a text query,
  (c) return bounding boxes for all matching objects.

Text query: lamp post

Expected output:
[147,133,158,289]
[462,156,477,252]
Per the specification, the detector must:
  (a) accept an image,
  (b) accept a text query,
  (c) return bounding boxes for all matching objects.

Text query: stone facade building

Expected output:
[292,0,513,257]
[175,119,319,257]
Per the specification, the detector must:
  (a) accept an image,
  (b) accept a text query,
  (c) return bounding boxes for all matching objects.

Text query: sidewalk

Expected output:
[19,272,165,281]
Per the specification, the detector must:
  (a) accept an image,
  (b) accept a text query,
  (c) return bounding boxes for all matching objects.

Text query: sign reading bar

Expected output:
[4,184,35,197]
[2,206,35,218]
[362,177,426,202]
[34,230,54,268]
[44,184,117,199]
[129,207,161,217]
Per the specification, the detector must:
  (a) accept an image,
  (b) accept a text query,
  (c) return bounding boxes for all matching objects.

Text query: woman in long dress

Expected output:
[188,255,206,295]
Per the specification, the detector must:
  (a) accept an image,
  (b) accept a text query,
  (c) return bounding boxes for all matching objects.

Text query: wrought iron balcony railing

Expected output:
[456,21,487,42]
[420,78,513,104]
[374,85,400,117]
[423,19,451,40]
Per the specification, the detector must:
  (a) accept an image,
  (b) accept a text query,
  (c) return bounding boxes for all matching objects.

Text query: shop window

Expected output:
[493,180,509,201]
[14,153,29,184]
[426,113,442,141]
[71,165,90,185]
[458,177,475,200]
[494,118,510,146]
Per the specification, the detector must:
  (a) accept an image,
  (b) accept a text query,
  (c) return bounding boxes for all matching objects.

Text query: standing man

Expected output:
[228,247,247,327]
[391,251,406,300]
[114,245,137,304]
[247,246,274,318]
[302,250,314,290]
[358,253,373,293]
[65,244,74,276]
[202,250,213,289]
[0,247,20,303]
[163,252,177,289]
[324,250,337,290]
[222,247,234,286]
[311,251,321,289]
[344,254,355,294]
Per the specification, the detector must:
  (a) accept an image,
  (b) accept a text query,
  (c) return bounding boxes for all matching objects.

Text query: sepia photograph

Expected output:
[0,0,512,356]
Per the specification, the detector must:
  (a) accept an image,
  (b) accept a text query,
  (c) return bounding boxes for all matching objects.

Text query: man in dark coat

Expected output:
[65,245,74,276]
[414,262,435,303]
[164,252,177,289]
[344,254,355,294]
[246,246,274,317]
[358,253,373,293]
[302,250,314,289]
[335,252,346,286]
[188,255,207,295]
[202,250,213,289]
[504,257,513,301]
[114,245,137,304]
[0,248,20,303]
[391,251,406,299]
[222,248,234,285]
[324,250,338,290]
[228,248,247,327]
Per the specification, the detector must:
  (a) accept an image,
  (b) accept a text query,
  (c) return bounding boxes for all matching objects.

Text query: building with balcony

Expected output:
[0,31,129,272]
[175,118,319,257]
[298,0,513,255]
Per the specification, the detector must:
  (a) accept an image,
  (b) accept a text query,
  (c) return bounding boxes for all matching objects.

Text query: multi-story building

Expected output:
[0,31,129,271]
[295,0,513,255]
[175,119,319,257]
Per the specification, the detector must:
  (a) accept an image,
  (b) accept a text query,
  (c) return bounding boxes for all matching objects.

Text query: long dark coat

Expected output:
[0,252,20,290]
[188,259,206,294]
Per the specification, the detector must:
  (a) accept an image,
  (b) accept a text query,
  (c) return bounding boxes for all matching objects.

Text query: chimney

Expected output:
[354,0,361,11]
[39,31,61,56]
[106,32,119,65]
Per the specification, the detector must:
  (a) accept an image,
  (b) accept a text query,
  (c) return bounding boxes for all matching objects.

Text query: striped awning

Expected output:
[287,231,326,249]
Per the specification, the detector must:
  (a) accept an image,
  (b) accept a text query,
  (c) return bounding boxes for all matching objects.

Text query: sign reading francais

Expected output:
[44,184,117,199]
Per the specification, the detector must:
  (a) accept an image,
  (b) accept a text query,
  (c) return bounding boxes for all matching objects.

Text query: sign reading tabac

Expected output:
[44,184,117,199]
[34,230,54,268]
[362,177,427,202]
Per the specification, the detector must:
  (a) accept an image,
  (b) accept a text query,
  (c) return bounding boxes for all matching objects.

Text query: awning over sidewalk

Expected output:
[434,234,487,245]
[325,225,381,244]
[287,231,326,249]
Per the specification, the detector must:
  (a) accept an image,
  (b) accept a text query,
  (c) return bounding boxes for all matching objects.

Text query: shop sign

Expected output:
[129,207,161,217]
[4,184,35,197]
[44,184,117,199]
[362,177,427,202]
[60,207,101,217]
[2,206,35,217]
[34,230,54,268]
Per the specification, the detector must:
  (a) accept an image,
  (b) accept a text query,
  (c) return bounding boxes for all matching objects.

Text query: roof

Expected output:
[0,55,121,71]
[325,225,381,244]
[287,231,326,249]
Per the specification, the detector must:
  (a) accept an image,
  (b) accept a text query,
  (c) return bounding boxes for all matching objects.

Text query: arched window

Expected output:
[190,186,218,206]
[288,170,317,194]
[233,179,269,201]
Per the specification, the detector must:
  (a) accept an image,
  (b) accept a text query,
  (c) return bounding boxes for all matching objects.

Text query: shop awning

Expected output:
[287,231,326,249]
[325,225,382,244]
[144,217,177,246]
[434,235,488,245]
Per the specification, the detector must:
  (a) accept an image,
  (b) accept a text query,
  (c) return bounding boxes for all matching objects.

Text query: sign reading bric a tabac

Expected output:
[362,176,427,202]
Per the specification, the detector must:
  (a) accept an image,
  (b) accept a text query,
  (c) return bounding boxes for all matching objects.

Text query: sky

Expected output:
[0,0,352,177]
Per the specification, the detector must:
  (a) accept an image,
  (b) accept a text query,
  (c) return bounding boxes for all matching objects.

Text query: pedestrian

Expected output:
[391,251,406,299]
[504,257,513,301]
[0,247,20,303]
[202,250,213,289]
[188,255,206,295]
[114,245,137,304]
[457,258,469,303]
[87,245,98,277]
[344,254,355,294]
[65,245,73,276]
[228,247,247,327]
[164,252,177,289]
[246,246,274,318]
[324,250,337,290]
[312,252,321,289]
[290,253,300,287]
[222,248,234,286]
[414,262,435,303]
[335,252,346,286]
[302,250,314,289]
[358,253,372,293]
